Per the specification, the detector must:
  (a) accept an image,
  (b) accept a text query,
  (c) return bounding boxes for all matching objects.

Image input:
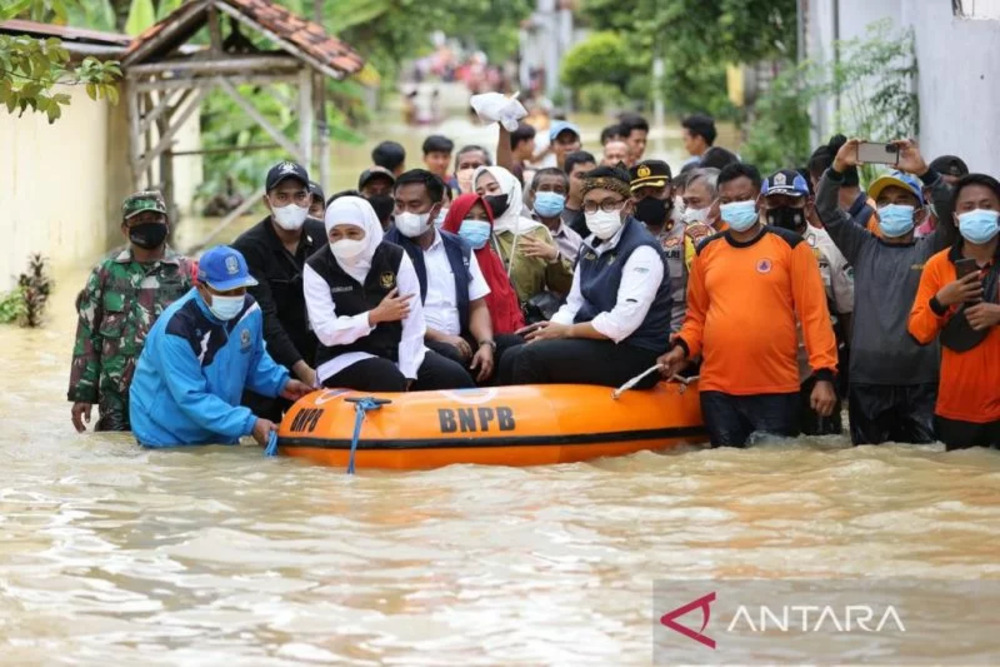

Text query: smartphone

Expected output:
[955,257,979,279]
[856,142,900,166]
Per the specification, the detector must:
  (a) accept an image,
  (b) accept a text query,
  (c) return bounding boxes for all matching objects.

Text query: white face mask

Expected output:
[395,210,432,238]
[330,238,366,261]
[272,203,309,231]
[681,206,709,225]
[585,209,624,240]
[207,294,245,321]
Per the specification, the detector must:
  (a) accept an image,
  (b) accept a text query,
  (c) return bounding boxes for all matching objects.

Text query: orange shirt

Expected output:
[678,227,838,395]
[908,248,1000,423]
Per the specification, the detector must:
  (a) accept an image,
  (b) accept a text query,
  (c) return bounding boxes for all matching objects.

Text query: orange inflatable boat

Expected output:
[277,381,706,470]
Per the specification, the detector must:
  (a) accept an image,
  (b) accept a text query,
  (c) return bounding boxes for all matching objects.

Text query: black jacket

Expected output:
[231,216,326,370]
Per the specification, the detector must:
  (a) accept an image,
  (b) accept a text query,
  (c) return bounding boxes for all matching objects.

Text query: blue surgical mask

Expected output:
[958,209,1000,244]
[534,191,566,218]
[877,204,915,238]
[207,294,245,321]
[719,200,758,232]
[458,219,492,249]
[433,207,450,229]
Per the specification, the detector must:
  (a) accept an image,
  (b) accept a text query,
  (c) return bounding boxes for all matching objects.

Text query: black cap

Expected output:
[762,169,810,197]
[307,180,325,203]
[928,155,969,178]
[265,161,309,192]
[629,160,672,191]
[358,166,396,190]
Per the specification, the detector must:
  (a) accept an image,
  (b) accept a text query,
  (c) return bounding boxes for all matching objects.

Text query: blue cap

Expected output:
[197,246,259,291]
[762,169,810,197]
[549,120,582,142]
[868,171,925,206]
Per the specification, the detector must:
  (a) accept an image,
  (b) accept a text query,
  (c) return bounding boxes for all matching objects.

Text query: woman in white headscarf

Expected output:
[303,196,474,391]
[473,166,574,303]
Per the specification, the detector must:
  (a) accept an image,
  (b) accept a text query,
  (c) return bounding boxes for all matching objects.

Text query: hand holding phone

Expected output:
[856,142,901,166]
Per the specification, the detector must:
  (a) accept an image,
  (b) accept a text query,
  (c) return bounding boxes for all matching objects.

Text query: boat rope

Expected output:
[264,430,279,457]
[612,364,663,399]
[346,396,392,475]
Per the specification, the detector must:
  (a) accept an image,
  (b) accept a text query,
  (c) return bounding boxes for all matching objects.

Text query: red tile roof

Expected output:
[124,0,364,78]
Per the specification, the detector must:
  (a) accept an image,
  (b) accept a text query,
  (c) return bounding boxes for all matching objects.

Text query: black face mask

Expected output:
[128,222,168,250]
[485,193,511,219]
[366,194,395,227]
[768,206,807,231]
[634,197,670,228]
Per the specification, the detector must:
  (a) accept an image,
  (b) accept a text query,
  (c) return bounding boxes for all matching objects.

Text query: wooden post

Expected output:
[126,77,142,188]
[154,88,179,228]
[298,67,314,175]
[315,70,330,193]
[217,78,304,161]
[137,85,209,177]
[142,92,155,188]
[208,4,223,53]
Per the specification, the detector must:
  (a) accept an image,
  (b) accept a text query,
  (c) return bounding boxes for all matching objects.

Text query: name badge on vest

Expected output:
[380,271,397,290]
[331,285,353,293]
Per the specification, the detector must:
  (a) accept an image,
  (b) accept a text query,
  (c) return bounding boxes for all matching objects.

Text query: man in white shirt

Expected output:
[385,169,499,383]
[498,165,674,387]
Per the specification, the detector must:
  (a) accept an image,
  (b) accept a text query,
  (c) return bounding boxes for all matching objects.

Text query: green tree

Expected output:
[0,1,120,123]
[577,0,796,116]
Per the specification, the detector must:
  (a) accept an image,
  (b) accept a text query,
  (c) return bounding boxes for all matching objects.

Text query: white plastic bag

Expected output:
[469,91,527,131]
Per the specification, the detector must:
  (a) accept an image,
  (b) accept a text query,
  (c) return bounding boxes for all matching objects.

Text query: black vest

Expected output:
[575,217,673,353]
[306,242,406,367]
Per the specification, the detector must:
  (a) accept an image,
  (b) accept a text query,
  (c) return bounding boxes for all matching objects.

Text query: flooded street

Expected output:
[1,116,999,665]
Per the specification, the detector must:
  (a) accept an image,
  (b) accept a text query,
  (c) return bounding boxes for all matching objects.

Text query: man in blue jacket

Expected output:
[129,246,312,447]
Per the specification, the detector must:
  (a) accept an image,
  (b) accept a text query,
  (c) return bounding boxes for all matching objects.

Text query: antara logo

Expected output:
[660,592,716,649]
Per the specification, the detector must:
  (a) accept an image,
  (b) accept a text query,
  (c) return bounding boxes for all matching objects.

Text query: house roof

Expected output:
[0,19,131,58]
[123,0,364,80]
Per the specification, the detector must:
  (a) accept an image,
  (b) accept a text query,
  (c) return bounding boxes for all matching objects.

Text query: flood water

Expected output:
[2,112,999,665]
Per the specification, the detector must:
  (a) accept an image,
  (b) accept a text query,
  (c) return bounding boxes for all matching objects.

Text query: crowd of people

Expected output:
[67,108,1000,451]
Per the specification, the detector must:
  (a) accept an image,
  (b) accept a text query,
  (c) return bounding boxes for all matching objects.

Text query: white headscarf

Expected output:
[324,196,384,284]
[473,165,544,236]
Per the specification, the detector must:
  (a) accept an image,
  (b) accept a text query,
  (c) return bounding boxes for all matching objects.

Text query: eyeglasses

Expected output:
[270,190,310,206]
[583,198,626,214]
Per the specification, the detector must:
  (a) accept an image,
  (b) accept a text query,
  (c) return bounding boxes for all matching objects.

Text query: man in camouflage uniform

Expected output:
[68,190,197,432]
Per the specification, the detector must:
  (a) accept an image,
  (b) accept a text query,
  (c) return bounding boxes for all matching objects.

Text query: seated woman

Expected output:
[303,196,474,392]
[472,165,574,304]
[498,165,674,388]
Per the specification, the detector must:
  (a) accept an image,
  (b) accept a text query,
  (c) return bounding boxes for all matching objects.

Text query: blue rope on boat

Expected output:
[346,396,391,475]
[264,430,279,457]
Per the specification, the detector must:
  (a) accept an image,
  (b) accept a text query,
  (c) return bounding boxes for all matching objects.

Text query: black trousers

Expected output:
[935,416,1000,450]
[498,339,661,388]
[700,390,800,448]
[799,376,843,436]
[321,351,475,392]
[241,390,292,423]
[847,383,937,445]
[426,333,525,385]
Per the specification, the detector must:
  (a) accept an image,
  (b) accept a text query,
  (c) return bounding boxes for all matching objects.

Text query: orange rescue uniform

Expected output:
[678,227,839,395]
[907,247,1000,423]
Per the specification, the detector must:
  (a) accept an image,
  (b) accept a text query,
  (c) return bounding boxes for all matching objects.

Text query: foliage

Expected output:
[577,82,627,115]
[740,20,918,177]
[577,0,796,117]
[0,1,121,123]
[0,254,53,327]
[560,32,631,91]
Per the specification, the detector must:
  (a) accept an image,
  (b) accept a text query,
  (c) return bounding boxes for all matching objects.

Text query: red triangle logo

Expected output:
[659,591,716,649]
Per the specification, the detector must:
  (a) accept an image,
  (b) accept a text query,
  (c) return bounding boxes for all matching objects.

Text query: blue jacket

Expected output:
[129,288,290,447]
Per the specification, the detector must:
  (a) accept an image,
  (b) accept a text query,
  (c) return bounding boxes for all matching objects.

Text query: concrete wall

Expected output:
[0,82,204,292]
[806,0,1000,176]
[0,85,118,292]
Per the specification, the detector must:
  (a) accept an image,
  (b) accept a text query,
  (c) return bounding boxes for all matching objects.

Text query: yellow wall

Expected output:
[0,82,203,292]
[0,84,119,292]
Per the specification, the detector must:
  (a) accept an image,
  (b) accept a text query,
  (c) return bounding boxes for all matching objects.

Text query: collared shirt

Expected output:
[231,216,326,371]
[304,252,427,382]
[535,215,584,264]
[423,230,491,335]
[797,225,855,381]
[551,226,665,342]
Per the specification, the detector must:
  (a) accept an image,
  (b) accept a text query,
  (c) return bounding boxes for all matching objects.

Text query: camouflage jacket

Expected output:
[68,246,197,406]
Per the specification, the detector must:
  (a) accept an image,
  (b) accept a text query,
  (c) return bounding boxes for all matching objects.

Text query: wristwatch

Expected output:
[478,339,497,351]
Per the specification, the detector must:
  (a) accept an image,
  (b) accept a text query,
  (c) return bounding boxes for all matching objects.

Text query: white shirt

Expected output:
[422,230,491,336]
[303,252,427,383]
[796,225,854,382]
[551,227,665,343]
